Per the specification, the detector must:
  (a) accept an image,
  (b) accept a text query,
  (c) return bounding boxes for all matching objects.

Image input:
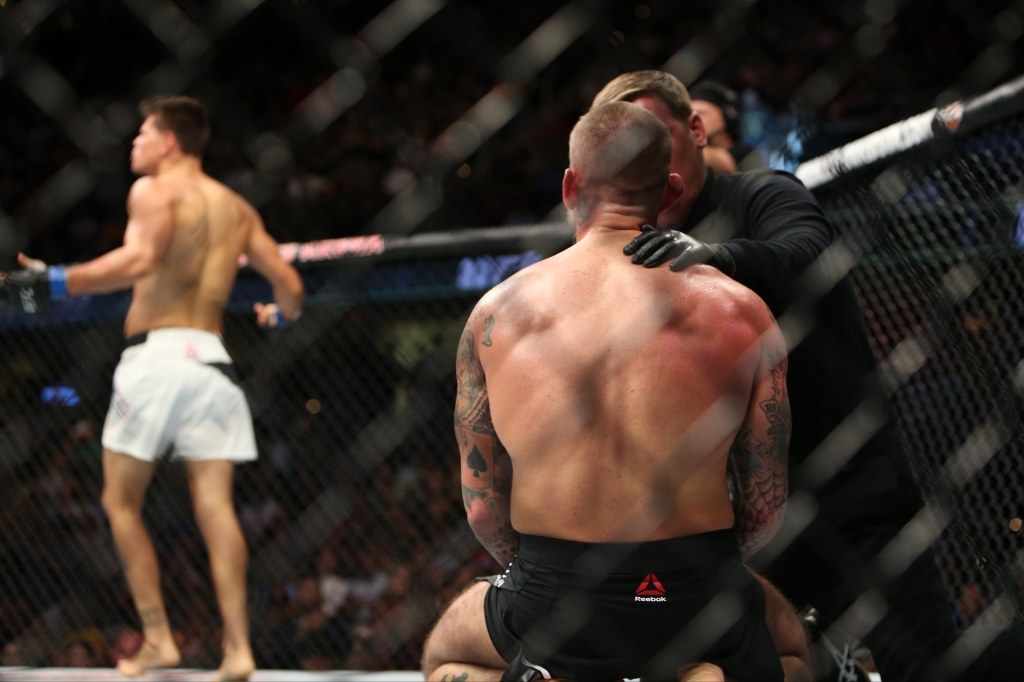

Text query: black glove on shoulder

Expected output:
[623,224,736,276]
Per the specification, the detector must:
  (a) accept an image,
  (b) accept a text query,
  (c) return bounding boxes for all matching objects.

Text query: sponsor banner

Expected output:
[238,234,385,268]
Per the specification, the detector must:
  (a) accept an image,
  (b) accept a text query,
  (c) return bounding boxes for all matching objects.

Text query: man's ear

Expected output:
[688,111,708,149]
[562,168,579,210]
[161,129,179,157]
[659,173,684,213]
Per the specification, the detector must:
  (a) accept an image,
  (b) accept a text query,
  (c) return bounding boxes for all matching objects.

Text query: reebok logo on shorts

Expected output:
[635,573,666,602]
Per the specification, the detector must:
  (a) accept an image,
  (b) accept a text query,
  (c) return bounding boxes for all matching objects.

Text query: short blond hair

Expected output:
[590,70,692,122]
[569,101,671,194]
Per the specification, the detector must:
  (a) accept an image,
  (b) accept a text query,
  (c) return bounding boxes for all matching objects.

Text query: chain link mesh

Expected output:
[0,269,493,670]
[3,114,1023,671]
[815,117,1024,629]
[3,0,1024,675]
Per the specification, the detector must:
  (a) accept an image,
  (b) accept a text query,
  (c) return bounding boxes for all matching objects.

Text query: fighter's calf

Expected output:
[752,571,812,681]
[422,581,507,681]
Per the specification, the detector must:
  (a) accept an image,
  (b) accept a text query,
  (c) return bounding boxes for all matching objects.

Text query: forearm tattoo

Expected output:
[455,318,519,565]
[732,349,790,559]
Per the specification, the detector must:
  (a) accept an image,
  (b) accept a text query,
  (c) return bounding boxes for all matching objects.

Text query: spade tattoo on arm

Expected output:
[454,317,519,564]
[467,446,487,477]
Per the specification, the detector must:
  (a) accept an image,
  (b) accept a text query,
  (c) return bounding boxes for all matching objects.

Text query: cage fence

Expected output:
[0,230,574,671]
[805,100,1024,646]
[1,82,1023,671]
[2,0,1024,676]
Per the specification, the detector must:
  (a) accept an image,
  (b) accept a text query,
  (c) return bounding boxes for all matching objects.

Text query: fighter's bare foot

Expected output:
[115,638,180,677]
[216,648,256,681]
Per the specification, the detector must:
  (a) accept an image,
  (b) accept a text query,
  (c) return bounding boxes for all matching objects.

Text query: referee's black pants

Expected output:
[763,453,1024,681]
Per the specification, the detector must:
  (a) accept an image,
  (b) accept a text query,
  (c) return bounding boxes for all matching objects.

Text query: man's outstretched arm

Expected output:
[244,206,304,324]
[63,177,175,295]
[454,309,518,567]
[731,314,790,561]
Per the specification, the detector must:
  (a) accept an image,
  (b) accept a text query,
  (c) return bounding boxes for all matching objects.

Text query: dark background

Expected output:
[3,0,1024,264]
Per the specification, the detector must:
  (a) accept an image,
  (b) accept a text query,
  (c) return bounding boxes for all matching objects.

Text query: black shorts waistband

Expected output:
[124,332,148,349]
[516,530,739,573]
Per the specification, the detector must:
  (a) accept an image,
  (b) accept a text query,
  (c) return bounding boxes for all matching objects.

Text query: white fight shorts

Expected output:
[101,328,257,463]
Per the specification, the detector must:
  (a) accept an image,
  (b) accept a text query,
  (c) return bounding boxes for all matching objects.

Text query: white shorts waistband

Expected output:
[123,328,231,364]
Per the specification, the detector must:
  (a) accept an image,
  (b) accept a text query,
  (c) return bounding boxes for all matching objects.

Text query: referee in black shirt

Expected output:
[591,70,1024,681]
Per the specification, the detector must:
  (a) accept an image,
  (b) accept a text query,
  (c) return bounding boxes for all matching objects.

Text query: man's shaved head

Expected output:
[568,101,672,200]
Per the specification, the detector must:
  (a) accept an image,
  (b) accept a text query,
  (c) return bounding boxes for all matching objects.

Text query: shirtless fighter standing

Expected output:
[3,96,304,680]
[421,102,797,681]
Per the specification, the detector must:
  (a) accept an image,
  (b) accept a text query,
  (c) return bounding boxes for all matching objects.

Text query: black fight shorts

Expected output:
[483,531,783,682]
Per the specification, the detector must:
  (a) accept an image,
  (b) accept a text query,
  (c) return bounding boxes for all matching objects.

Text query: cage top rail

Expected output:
[239,222,574,273]
[248,72,1024,273]
[794,72,1024,190]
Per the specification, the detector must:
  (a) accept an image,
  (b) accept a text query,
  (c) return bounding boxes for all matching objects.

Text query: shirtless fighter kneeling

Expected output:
[421,102,804,681]
[3,96,304,680]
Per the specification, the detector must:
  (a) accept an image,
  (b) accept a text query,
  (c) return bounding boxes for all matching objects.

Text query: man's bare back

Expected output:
[123,171,261,336]
[461,226,785,545]
[12,107,303,338]
[429,100,795,682]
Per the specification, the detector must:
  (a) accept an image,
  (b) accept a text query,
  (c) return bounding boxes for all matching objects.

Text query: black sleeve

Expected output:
[720,171,835,307]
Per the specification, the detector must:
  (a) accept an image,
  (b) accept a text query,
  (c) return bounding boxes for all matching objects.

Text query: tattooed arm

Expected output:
[455,309,518,567]
[730,314,790,561]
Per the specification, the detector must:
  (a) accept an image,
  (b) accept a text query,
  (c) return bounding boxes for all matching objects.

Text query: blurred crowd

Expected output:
[0,406,491,671]
[0,294,497,671]
[0,315,1013,672]
[2,0,1017,265]
[2,0,1022,672]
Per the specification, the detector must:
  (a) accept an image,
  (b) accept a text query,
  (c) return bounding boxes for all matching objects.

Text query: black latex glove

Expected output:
[623,224,736,276]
